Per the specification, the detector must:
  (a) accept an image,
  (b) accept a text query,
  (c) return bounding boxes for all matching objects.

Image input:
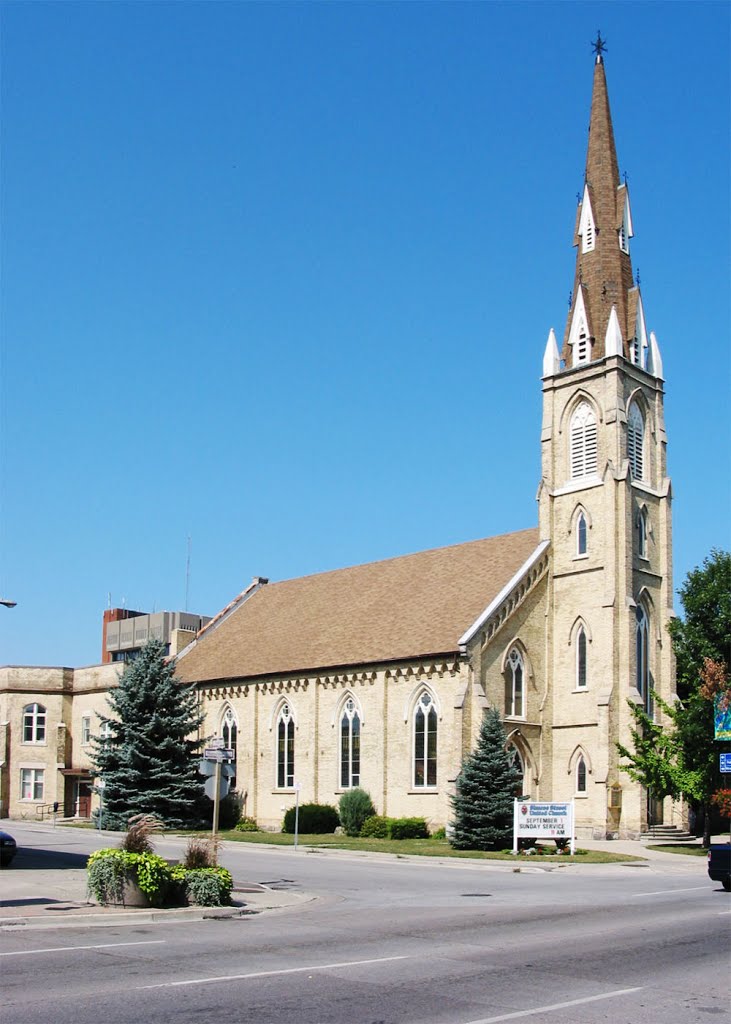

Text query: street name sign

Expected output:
[208,738,225,749]
[513,800,575,855]
[203,747,235,760]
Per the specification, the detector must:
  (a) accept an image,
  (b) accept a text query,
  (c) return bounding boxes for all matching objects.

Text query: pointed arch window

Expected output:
[221,706,238,790]
[637,507,649,559]
[413,691,437,788]
[509,747,526,797]
[635,605,651,712]
[23,703,46,743]
[577,511,588,556]
[277,703,295,789]
[628,403,645,481]
[576,756,587,794]
[569,402,598,479]
[506,648,525,718]
[576,627,588,689]
[340,698,361,789]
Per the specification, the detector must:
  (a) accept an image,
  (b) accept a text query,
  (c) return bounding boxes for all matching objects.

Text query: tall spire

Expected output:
[562,48,637,365]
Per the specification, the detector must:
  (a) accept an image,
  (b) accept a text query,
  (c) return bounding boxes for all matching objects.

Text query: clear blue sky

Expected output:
[1,1,729,667]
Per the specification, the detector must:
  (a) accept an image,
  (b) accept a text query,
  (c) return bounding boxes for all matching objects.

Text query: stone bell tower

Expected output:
[538,39,675,838]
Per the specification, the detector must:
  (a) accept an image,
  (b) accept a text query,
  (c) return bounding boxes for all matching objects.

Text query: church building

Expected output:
[174,48,676,839]
[0,50,677,838]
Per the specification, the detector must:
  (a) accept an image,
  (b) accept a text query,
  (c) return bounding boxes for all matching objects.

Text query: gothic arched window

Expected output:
[576,756,587,794]
[276,703,295,789]
[628,403,645,481]
[635,606,651,712]
[506,648,525,718]
[577,511,588,556]
[569,402,598,479]
[221,706,238,790]
[576,627,588,689]
[510,747,526,797]
[340,698,361,789]
[637,507,649,559]
[23,703,46,743]
[413,691,437,788]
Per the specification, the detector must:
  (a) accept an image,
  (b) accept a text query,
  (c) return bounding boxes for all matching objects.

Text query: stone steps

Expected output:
[641,825,697,843]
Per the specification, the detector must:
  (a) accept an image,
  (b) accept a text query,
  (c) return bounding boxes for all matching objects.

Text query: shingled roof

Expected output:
[175,527,541,683]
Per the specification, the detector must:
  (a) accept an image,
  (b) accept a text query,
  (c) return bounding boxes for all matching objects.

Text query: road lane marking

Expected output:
[1,940,165,957]
[632,886,709,897]
[461,987,643,1023]
[139,954,409,989]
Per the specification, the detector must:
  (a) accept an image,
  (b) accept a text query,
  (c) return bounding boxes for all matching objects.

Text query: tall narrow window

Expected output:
[23,703,46,743]
[627,403,645,481]
[576,756,587,794]
[81,716,91,745]
[413,691,437,788]
[277,704,295,788]
[636,606,650,712]
[221,706,238,791]
[577,512,588,556]
[637,508,648,558]
[576,628,588,689]
[340,698,361,789]
[569,402,598,479]
[506,648,525,718]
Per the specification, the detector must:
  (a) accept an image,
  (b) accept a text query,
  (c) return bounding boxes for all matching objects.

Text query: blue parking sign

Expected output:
[721,753,731,773]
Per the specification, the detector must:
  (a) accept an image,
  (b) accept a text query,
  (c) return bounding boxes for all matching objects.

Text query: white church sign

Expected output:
[513,800,575,855]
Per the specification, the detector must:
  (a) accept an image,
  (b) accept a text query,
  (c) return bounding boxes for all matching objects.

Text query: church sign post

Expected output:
[513,800,575,855]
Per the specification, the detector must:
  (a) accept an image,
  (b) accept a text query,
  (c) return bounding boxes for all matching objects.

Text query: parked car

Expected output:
[0,830,17,867]
[707,843,731,891]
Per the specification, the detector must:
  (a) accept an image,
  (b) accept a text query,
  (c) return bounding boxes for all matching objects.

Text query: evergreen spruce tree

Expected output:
[92,639,204,829]
[450,707,521,850]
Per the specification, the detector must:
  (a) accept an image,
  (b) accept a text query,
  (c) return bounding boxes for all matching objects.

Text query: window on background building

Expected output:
[577,512,588,556]
[636,605,651,713]
[627,403,645,481]
[81,716,91,745]
[277,704,295,789]
[22,703,46,743]
[510,747,526,797]
[20,768,44,800]
[413,691,437,788]
[569,402,598,479]
[340,698,361,789]
[576,627,588,689]
[506,648,525,718]
[576,756,587,794]
[221,706,238,790]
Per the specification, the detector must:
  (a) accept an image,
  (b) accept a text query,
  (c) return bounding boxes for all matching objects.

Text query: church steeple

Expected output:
[562,46,640,367]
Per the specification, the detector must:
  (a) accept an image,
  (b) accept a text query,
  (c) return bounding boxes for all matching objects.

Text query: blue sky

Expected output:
[1,1,729,667]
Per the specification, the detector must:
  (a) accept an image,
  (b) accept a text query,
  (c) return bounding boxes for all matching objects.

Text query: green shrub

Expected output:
[87,849,173,906]
[182,867,233,906]
[390,817,429,840]
[282,802,339,834]
[338,788,376,836]
[431,826,446,840]
[234,817,260,832]
[360,815,392,838]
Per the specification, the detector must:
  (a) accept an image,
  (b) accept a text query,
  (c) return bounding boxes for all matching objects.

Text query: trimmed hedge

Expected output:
[282,802,339,834]
[390,817,429,840]
[360,815,392,838]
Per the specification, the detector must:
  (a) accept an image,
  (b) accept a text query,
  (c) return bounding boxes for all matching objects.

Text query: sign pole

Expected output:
[212,759,222,838]
[570,800,576,856]
[294,782,301,851]
[513,799,518,855]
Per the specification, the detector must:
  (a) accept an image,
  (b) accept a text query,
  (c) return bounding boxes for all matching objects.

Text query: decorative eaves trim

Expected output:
[458,541,550,649]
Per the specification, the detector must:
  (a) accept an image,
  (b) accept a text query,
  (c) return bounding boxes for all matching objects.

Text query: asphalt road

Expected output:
[1,824,729,1024]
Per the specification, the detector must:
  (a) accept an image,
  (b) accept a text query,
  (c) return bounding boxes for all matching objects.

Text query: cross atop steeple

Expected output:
[591,31,607,63]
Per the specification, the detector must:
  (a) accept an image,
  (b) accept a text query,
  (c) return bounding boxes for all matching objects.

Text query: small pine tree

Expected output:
[92,639,204,829]
[450,707,521,850]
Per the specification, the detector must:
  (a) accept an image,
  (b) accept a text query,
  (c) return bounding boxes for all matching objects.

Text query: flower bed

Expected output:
[87,849,233,907]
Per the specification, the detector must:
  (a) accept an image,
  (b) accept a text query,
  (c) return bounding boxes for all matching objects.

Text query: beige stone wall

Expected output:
[200,658,471,831]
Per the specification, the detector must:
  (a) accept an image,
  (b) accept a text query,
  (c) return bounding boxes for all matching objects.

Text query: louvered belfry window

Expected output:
[627,403,645,481]
[569,402,598,479]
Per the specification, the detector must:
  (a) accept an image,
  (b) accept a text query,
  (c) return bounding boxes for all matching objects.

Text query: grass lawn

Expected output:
[216,830,645,864]
[648,843,708,857]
